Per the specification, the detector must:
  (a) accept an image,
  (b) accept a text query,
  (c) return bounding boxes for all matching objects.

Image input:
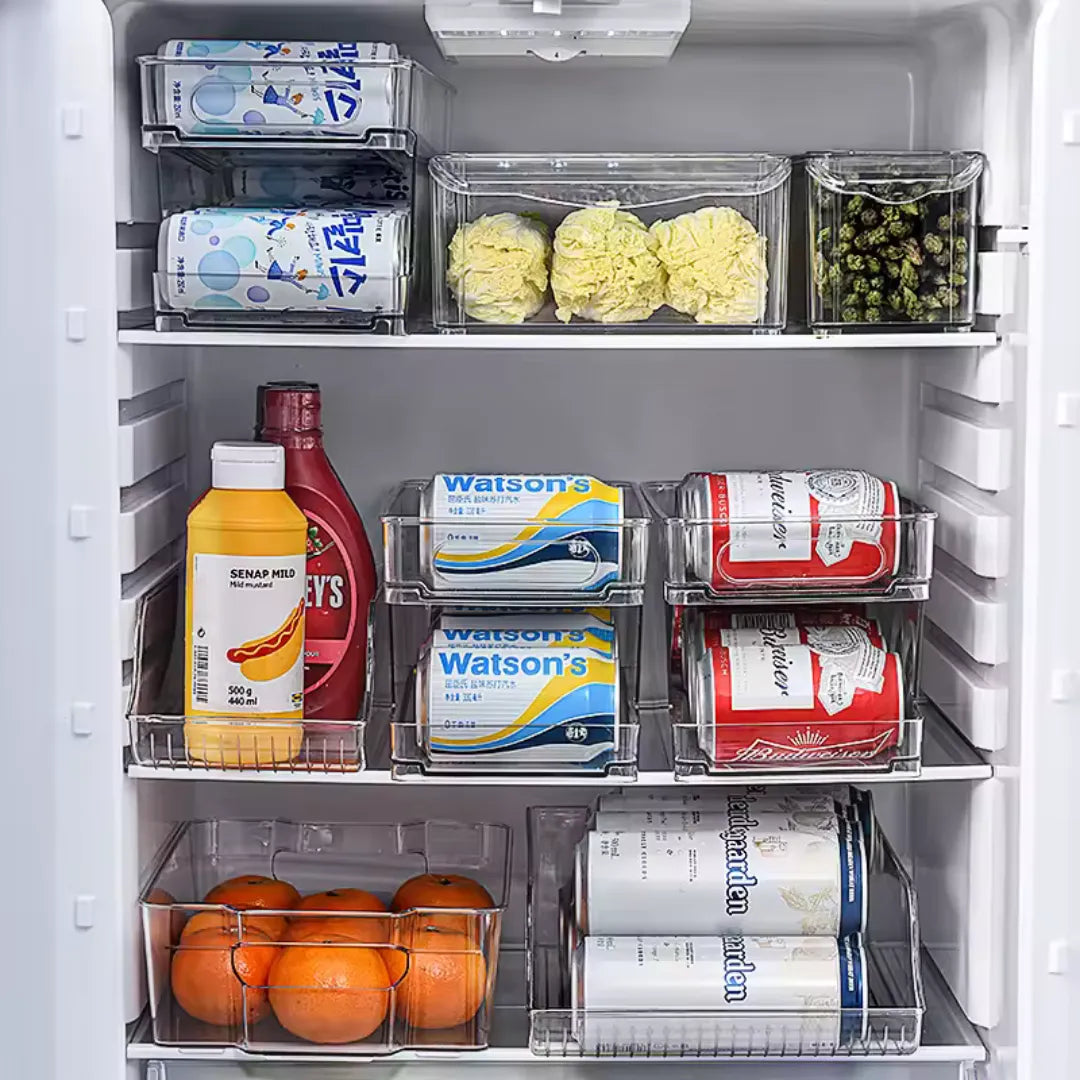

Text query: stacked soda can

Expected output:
[570,786,874,1053]
[415,607,621,768]
[149,40,414,326]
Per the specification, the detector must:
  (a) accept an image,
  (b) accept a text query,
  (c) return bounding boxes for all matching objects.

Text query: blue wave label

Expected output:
[419,645,618,767]
[425,474,623,592]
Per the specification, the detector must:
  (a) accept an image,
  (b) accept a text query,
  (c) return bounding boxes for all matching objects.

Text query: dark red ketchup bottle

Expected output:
[256,382,377,729]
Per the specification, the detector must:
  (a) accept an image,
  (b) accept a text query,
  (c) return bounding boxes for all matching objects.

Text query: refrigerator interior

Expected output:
[7,0,1078,1078]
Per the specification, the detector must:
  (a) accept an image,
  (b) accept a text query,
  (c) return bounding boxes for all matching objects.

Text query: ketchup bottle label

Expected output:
[303,511,358,694]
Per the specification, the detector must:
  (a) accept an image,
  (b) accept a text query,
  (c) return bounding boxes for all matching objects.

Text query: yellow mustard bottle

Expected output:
[184,441,308,767]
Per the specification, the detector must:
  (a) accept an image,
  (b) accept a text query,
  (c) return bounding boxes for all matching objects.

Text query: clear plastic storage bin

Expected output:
[139,44,451,156]
[128,714,366,774]
[365,598,644,779]
[807,151,984,331]
[154,205,412,332]
[643,474,936,605]
[527,804,924,1057]
[431,154,790,332]
[381,478,650,606]
[141,819,510,1055]
[669,602,926,777]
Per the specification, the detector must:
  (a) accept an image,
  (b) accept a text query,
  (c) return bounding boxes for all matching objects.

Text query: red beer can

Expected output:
[680,471,901,591]
[688,637,904,766]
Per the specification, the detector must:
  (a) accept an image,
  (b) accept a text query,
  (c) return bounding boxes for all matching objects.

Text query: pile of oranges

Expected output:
[160,871,496,1044]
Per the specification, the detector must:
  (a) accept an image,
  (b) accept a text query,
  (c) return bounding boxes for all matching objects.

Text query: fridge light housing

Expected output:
[425,0,691,62]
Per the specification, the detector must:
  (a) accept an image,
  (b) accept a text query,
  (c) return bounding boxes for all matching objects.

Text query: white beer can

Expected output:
[572,933,868,1054]
[596,785,858,813]
[420,474,624,593]
[158,207,404,315]
[156,41,397,139]
[576,808,866,937]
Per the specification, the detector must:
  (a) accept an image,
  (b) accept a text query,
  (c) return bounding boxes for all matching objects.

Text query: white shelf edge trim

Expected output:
[117,329,1002,351]
[922,635,1008,752]
[926,569,1009,666]
[920,405,1012,492]
[919,481,1011,578]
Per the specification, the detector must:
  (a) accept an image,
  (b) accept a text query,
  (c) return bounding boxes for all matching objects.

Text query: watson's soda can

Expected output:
[158,207,404,314]
[416,644,619,768]
[571,933,868,1054]
[156,41,397,139]
[680,471,901,590]
[576,808,866,937]
[435,612,616,657]
[421,475,624,593]
[688,637,904,766]
[224,161,411,208]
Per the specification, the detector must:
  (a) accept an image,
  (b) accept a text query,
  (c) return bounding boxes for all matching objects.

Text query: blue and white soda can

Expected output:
[420,474,625,594]
[158,207,404,314]
[576,808,867,937]
[572,933,869,1053]
[156,41,397,139]
[434,612,617,657]
[416,643,619,768]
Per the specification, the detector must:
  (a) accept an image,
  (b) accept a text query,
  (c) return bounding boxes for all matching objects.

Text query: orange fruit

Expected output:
[392,874,494,912]
[391,874,494,933]
[268,934,391,1044]
[292,888,387,916]
[396,924,488,1030]
[285,917,406,986]
[170,926,278,1027]
[201,875,300,940]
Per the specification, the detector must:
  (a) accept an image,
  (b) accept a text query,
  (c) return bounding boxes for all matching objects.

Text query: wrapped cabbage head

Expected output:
[651,206,768,325]
[447,212,551,324]
[551,203,666,324]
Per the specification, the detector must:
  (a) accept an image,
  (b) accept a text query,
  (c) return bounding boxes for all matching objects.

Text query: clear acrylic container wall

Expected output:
[141,819,510,1055]
[431,154,791,332]
[140,45,450,155]
[807,151,984,331]
[526,803,924,1058]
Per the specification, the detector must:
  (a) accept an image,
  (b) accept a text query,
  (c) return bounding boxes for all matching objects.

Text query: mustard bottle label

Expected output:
[190,552,306,714]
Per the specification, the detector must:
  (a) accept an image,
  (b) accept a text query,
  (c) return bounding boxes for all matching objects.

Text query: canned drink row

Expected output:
[576,790,870,938]
[384,470,929,600]
[572,932,869,1052]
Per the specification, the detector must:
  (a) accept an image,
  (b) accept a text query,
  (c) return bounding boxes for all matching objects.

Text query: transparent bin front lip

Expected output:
[138,817,515,909]
[382,478,651,528]
[429,152,792,204]
[805,150,986,200]
[642,480,937,527]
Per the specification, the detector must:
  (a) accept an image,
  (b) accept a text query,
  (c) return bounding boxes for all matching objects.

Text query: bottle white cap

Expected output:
[211,441,285,490]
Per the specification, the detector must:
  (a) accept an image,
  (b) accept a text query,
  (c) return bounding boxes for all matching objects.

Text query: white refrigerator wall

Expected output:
[4,0,1074,1078]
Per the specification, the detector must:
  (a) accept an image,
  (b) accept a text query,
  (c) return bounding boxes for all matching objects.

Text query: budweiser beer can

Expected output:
[572,933,869,1053]
[688,636,904,766]
[158,207,404,314]
[575,809,866,937]
[156,41,397,139]
[680,471,901,590]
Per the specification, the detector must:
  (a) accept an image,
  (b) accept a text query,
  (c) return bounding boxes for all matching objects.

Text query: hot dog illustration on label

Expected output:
[226,599,306,682]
